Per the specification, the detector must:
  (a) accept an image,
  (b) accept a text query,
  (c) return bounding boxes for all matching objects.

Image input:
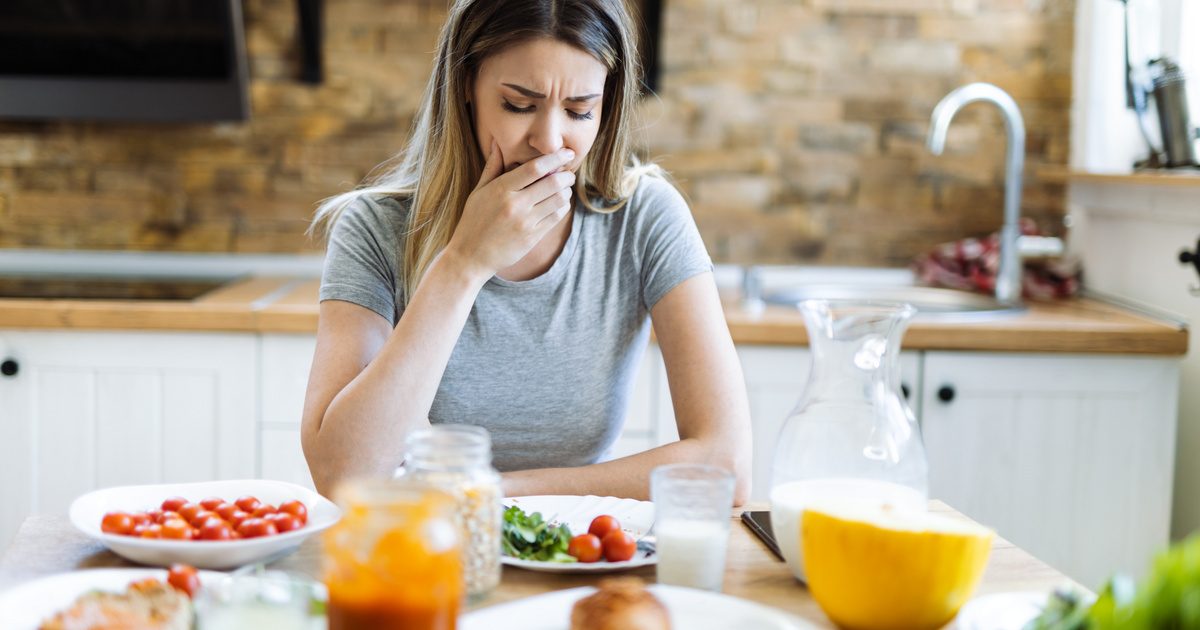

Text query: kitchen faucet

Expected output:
[926,83,1026,305]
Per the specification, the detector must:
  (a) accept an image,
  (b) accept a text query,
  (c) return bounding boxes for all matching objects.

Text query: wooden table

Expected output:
[0,503,1080,627]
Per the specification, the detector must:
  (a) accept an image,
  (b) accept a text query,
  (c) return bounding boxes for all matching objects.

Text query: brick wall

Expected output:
[0,0,1072,266]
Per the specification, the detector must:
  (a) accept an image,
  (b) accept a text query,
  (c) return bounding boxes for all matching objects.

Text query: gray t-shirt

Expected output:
[319,174,713,472]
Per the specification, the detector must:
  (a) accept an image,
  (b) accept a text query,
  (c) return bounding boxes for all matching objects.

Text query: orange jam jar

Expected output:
[323,479,463,630]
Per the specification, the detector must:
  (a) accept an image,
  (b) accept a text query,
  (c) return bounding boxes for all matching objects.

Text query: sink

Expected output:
[763,284,1025,319]
[0,275,233,301]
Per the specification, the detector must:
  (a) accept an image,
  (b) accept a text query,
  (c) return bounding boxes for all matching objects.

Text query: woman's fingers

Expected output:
[501,148,575,191]
[520,170,575,208]
[532,187,573,230]
[475,141,504,191]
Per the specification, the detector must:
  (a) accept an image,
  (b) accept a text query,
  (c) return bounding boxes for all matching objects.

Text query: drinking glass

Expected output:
[650,463,735,592]
[194,568,323,630]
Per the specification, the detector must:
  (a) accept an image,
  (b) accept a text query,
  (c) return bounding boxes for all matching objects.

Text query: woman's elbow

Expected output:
[301,417,340,499]
[704,435,752,507]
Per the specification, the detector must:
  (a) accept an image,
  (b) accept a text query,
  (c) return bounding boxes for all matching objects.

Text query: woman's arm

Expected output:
[302,146,577,496]
[502,272,753,505]
[301,252,487,496]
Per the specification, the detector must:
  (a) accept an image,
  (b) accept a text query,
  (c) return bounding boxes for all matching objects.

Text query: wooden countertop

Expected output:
[0,502,1083,627]
[0,277,1187,355]
[1037,165,1200,188]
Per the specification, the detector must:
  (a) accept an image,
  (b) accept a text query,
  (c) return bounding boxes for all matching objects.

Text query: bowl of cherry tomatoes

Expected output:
[69,479,341,569]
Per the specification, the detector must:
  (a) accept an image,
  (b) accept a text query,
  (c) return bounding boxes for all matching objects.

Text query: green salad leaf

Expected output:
[1024,532,1200,630]
[501,505,576,563]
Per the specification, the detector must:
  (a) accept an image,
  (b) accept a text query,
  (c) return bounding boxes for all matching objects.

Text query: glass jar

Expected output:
[323,478,462,630]
[769,299,929,582]
[399,424,502,598]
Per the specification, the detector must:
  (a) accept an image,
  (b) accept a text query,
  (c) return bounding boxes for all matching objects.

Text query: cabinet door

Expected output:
[921,352,1179,587]
[0,330,257,550]
[259,334,318,489]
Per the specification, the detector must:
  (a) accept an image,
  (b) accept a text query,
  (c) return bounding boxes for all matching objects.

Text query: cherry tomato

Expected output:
[235,496,261,513]
[145,509,163,523]
[139,524,163,539]
[176,502,202,524]
[237,517,278,539]
[271,514,302,533]
[279,500,308,525]
[568,533,603,563]
[198,518,233,541]
[601,530,637,562]
[199,497,224,511]
[588,515,621,541]
[161,497,188,513]
[167,564,200,598]
[215,502,239,521]
[162,518,194,540]
[158,510,180,525]
[129,512,152,528]
[101,512,134,536]
[228,510,250,529]
[190,510,220,528]
[251,504,277,518]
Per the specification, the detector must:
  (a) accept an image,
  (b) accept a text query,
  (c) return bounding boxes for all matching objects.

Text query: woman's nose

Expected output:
[527,111,564,156]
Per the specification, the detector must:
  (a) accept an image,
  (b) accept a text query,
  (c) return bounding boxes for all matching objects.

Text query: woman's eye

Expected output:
[502,100,594,121]
[502,100,534,114]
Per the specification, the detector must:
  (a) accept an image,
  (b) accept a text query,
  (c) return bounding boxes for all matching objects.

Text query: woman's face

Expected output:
[470,37,607,175]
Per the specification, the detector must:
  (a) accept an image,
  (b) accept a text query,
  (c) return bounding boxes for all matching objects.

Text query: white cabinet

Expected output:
[258,334,317,490]
[0,330,257,551]
[921,351,1179,587]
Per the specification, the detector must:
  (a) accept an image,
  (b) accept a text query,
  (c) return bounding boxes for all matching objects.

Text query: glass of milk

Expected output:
[650,463,736,592]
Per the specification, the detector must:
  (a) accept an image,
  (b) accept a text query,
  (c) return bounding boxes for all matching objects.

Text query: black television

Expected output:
[0,0,250,123]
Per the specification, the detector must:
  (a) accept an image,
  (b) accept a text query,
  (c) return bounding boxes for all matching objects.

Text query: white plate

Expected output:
[69,479,341,570]
[0,567,222,630]
[954,591,1049,629]
[462,584,816,630]
[502,495,656,573]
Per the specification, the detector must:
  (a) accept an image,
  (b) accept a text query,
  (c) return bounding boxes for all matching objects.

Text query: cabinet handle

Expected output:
[1,359,17,377]
[937,385,955,403]
[901,383,911,400]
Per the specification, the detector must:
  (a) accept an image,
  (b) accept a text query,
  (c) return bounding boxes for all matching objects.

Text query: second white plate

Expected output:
[502,495,656,574]
[462,584,816,630]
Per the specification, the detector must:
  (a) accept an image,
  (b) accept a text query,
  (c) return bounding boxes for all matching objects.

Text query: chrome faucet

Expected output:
[927,83,1025,305]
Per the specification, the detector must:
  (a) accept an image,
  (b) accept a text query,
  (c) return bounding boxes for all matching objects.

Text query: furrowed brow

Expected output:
[503,82,600,103]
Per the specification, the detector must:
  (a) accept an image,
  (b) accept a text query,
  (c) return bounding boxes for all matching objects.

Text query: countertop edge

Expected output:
[0,277,1189,355]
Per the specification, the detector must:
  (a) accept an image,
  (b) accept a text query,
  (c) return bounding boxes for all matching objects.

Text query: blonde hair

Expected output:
[310,0,655,302]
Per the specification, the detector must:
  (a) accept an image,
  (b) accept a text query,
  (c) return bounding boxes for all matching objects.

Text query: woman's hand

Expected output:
[445,142,576,281]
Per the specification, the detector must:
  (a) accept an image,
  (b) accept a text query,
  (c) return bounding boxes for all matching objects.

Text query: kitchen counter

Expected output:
[0,277,1187,355]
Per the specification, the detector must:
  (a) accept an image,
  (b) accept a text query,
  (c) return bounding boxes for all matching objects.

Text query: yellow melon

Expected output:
[801,501,994,630]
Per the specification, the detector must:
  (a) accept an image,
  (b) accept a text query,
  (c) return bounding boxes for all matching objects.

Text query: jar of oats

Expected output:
[399,424,502,598]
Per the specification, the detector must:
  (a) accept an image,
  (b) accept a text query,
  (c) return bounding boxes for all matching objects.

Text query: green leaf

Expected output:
[501,505,577,563]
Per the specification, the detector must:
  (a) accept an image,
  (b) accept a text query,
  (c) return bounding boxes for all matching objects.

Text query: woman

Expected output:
[301,0,751,504]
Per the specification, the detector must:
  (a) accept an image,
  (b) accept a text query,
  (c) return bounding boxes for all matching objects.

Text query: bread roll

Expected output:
[570,578,670,630]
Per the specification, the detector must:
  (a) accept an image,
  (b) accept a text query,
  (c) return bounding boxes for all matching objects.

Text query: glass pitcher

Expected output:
[769,299,929,582]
